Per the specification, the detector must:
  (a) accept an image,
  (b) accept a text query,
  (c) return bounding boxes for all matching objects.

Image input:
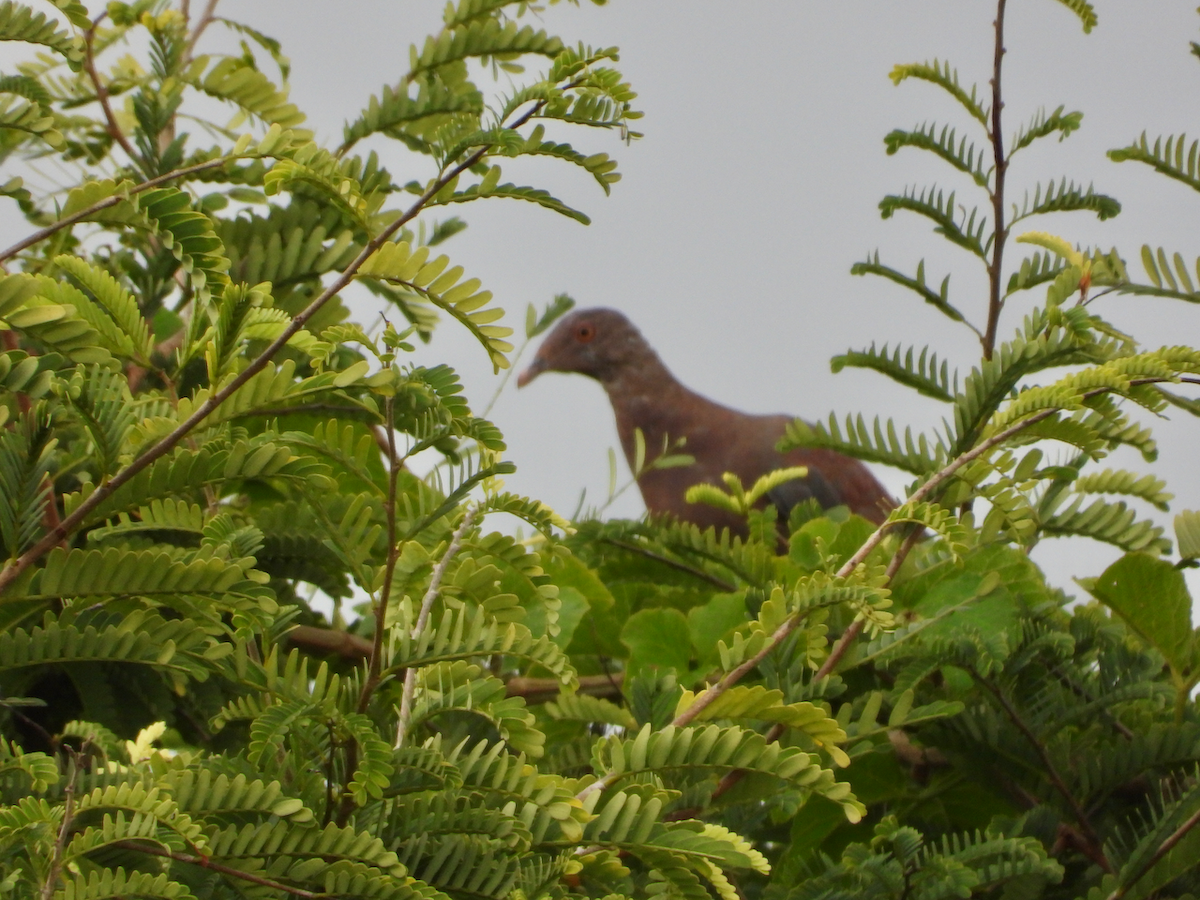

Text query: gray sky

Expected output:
[12,2,1200,598]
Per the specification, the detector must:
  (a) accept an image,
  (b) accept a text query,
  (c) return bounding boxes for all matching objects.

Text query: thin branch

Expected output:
[577,600,814,803]
[1049,663,1136,741]
[288,623,374,658]
[0,158,226,264]
[480,332,531,418]
[114,841,320,898]
[827,365,1180,570]
[0,98,548,596]
[322,721,337,826]
[971,667,1112,873]
[812,525,925,682]
[82,17,144,171]
[600,537,737,591]
[238,403,375,420]
[183,0,220,61]
[394,503,481,748]
[285,623,621,700]
[506,672,624,702]
[1106,803,1200,900]
[40,755,75,900]
[360,397,400,712]
[982,0,1009,359]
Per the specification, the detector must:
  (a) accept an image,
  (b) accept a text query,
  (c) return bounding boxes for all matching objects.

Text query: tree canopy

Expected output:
[0,2,1198,899]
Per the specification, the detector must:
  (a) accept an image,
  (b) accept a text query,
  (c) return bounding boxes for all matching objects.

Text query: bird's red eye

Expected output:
[576,323,595,343]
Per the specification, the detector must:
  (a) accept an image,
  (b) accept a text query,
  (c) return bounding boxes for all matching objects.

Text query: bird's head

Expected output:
[517,307,651,388]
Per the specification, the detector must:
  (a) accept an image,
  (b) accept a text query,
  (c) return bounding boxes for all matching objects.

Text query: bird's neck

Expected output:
[601,357,725,469]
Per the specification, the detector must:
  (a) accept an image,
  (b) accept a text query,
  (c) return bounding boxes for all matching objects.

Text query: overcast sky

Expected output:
[13,2,1200,598]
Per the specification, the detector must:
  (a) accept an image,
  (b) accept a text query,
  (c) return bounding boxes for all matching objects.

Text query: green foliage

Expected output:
[0,2,1198,900]
[770,3,1200,898]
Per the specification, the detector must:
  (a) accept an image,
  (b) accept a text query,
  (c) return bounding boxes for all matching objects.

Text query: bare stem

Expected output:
[183,0,220,61]
[0,159,227,265]
[600,537,737,591]
[506,672,624,702]
[812,525,925,682]
[83,18,144,171]
[480,332,531,418]
[359,396,401,712]
[114,841,320,898]
[1106,804,1200,900]
[40,756,75,899]
[982,0,1009,359]
[394,503,481,749]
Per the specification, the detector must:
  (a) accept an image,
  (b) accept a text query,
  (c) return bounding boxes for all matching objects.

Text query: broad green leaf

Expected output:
[621,607,691,678]
[687,592,747,665]
[1091,553,1196,676]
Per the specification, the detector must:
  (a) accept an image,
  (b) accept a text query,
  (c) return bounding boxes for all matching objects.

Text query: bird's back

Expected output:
[615,386,893,530]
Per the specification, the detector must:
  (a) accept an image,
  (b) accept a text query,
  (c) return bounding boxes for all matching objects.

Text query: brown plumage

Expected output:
[517,308,894,534]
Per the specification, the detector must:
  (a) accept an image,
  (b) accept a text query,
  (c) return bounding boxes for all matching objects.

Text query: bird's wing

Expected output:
[764,467,842,521]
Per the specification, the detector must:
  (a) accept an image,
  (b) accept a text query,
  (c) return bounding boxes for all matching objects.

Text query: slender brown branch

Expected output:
[577,604,810,802]
[506,672,624,702]
[235,403,372,420]
[1106,803,1200,900]
[982,0,1009,359]
[285,623,620,699]
[114,841,320,898]
[0,101,544,596]
[288,623,374,658]
[183,0,220,61]
[334,497,479,826]
[0,159,226,264]
[40,756,75,899]
[600,537,737,591]
[375,423,404,466]
[1049,664,1135,741]
[795,374,1171,683]
[394,503,480,748]
[322,721,337,826]
[882,525,923,582]
[83,18,144,170]
[812,525,925,683]
[360,397,400,712]
[971,667,1112,872]
[1005,780,1112,870]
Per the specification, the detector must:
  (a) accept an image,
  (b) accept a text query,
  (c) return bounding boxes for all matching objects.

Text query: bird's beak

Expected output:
[516,356,547,388]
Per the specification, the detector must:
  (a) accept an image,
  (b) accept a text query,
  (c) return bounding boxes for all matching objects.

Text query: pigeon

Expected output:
[517,308,893,536]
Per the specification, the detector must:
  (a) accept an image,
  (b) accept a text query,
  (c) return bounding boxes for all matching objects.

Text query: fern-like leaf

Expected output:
[781,413,943,476]
[0,405,54,559]
[888,59,988,124]
[879,186,989,259]
[1109,132,1200,194]
[1010,177,1120,223]
[0,0,81,68]
[851,253,968,324]
[884,121,988,186]
[832,341,957,402]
